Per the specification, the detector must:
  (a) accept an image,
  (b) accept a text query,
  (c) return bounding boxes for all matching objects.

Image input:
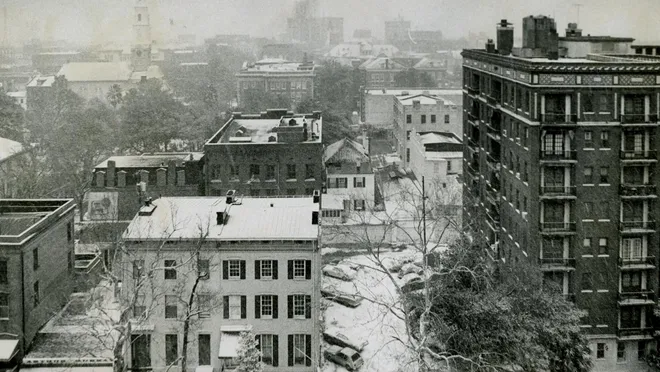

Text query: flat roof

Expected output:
[123,196,320,241]
[0,199,75,243]
[95,152,204,169]
[239,59,315,73]
[209,115,322,144]
[365,88,462,96]
[396,94,456,106]
[418,132,461,145]
[560,36,634,42]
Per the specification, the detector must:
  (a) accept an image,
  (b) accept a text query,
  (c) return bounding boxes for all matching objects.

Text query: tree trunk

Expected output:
[181,275,202,372]
[114,311,131,372]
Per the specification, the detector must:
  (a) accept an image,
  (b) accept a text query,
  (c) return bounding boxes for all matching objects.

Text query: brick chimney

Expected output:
[167,160,176,186]
[107,160,116,187]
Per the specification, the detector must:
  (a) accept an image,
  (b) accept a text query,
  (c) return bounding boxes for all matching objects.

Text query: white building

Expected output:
[408,129,463,193]
[323,138,375,213]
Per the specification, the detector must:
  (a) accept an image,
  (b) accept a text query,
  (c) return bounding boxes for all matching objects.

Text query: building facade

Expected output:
[0,137,26,198]
[359,57,406,89]
[323,137,375,212]
[121,195,321,372]
[89,153,205,221]
[394,94,461,166]
[408,129,463,192]
[462,16,660,372]
[0,199,76,369]
[205,109,323,198]
[235,59,315,107]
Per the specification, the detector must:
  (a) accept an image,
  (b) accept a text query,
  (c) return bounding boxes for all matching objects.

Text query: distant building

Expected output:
[260,43,306,62]
[235,59,315,107]
[32,51,83,75]
[25,75,55,114]
[384,17,411,45]
[359,57,407,89]
[393,93,461,164]
[205,109,323,197]
[121,195,321,371]
[326,42,399,59]
[559,23,634,58]
[286,1,343,48]
[6,91,26,110]
[412,56,449,86]
[323,137,375,213]
[361,88,463,128]
[0,66,34,93]
[89,152,205,221]
[0,199,76,369]
[384,16,443,53]
[408,129,462,190]
[0,137,27,198]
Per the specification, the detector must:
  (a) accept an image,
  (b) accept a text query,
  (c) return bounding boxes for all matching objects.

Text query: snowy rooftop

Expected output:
[94,152,204,169]
[123,196,320,241]
[365,88,462,97]
[0,136,24,163]
[208,113,322,144]
[396,94,456,106]
[239,59,315,73]
[26,75,55,87]
[418,132,461,145]
[0,199,75,242]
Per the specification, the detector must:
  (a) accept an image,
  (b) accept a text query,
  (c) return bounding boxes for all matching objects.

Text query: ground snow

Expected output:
[321,250,420,372]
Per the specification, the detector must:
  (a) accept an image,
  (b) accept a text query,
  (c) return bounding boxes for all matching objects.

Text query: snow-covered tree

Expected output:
[236,331,263,372]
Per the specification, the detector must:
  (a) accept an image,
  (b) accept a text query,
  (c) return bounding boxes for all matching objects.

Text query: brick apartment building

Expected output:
[0,199,76,369]
[462,16,660,371]
[204,109,323,198]
[121,193,321,371]
[235,59,315,107]
[89,153,204,221]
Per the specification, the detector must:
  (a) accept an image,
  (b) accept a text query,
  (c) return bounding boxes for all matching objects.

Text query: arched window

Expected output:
[137,14,142,22]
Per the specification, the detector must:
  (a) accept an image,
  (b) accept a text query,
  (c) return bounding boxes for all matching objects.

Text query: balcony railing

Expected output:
[619,256,656,268]
[618,290,656,304]
[466,86,479,96]
[619,184,658,197]
[619,220,656,231]
[540,222,576,233]
[621,113,659,124]
[541,185,577,197]
[467,136,479,148]
[617,327,654,338]
[538,257,576,270]
[467,112,479,122]
[486,94,500,106]
[540,150,578,161]
[540,113,578,125]
[620,150,657,161]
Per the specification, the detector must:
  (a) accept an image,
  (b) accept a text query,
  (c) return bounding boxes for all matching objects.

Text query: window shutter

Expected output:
[240,260,246,280]
[241,296,247,319]
[287,295,293,318]
[305,334,312,366]
[305,260,311,280]
[288,335,294,366]
[222,261,228,280]
[255,260,261,279]
[272,260,278,279]
[353,177,356,187]
[255,334,261,352]
[272,295,278,319]
[305,295,311,319]
[362,177,365,186]
[288,260,293,279]
[273,335,279,367]
[255,296,261,319]
[223,296,229,319]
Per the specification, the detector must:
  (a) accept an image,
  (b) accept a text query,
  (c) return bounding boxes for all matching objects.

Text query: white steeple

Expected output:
[131,0,151,72]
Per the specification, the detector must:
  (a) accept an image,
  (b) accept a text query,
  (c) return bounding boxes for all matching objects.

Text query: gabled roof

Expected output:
[58,62,133,82]
[413,57,447,69]
[0,136,24,163]
[359,57,407,70]
[396,93,455,106]
[324,138,369,164]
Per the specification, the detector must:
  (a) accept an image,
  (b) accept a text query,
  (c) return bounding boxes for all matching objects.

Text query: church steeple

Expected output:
[131,0,151,72]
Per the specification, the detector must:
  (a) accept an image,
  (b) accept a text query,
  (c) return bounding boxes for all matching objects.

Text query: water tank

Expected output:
[497,20,514,55]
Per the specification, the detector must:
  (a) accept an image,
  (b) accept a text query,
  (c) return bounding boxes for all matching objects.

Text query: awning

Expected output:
[218,332,240,358]
[0,339,18,362]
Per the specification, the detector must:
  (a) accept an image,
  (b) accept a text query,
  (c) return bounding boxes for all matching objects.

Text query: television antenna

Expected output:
[572,3,583,24]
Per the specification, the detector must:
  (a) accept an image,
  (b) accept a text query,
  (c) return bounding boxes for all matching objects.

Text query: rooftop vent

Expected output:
[268,135,276,142]
[138,202,156,216]
[312,211,319,225]
[289,118,297,126]
[226,190,236,204]
[313,189,321,204]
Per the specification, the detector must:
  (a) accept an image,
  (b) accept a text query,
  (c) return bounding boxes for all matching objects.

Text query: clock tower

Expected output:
[131,0,151,72]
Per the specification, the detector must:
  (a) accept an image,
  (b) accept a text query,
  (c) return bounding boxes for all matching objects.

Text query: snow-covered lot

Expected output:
[320,248,421,372]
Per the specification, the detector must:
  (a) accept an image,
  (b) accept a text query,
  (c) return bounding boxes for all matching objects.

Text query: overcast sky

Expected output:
[3,0,659,46]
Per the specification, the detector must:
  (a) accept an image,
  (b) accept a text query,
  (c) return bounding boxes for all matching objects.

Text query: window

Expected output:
[266,165,276,180]
[600,167,609,184]
[583,238,592,252]
[67,222,73,242]
[583,94,595,112]
[197,294,211,318]
[230,165,240,181]
[601,131,610,148]
[0,260,7,284]
[406,148,410,163]
[287,164,296,179]
[225,295,245,319]
[622,238,643,260]
[431,114,436,123]
[257,260,275,279]
[638,341,647,360]
[258,334,278,366]
[598,238,608,255]
[133,294,146,318]
[289,294,311,319]
[584,131,594,148]
[421,115,426,124]
[600,202,610,220]
[131,334,151,369]
[256,295,278,319]
[33,281,39,306]
[354,200,365,210]
[444,114,450,124]
[584,167,593,184]
[596,343,605,359]
[581,272,592,290]
[617,342,626,362]
[289,260,310,280]
[354,177,365,188]
[305,164,315,179]
[198,334,211,365]
[164,260,177,280]
[543,133,564,154]
[289,334,311,366]
[225,260,245,280]
[336,177,348,188]
[622,272,641,290]
[250,164,260,178]
[165,334,178,366]
[165,295,178,319]
[406,114,411,124]
[133,260,145,279]
[33,247,39,270]
[0,293,8,319]
[198,259,209,280]
[406,130,411,140]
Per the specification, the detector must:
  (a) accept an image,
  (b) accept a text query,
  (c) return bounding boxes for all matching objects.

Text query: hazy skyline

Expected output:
[2,0,659,47]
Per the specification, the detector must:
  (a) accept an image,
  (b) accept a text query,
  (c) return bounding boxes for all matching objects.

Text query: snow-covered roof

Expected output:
[418,132,461,145]
[123,197,320,241]
[0,136,24,163]
[26,75,55,87]
[324,138,369,164]
[396,94,456,106]
[359,57,407,70]
[95,153,203,169]
[58,62,133,82]
[129,65,165,82]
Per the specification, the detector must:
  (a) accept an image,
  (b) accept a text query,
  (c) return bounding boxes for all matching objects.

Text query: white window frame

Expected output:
[261,260,273,279]
[293,334,307,366]
[293,294,305,319]
[228,295,242,319]
[260,334,274,365]
[293,260,306,279]
[354,177,365,188]
[622,238,643,260]
[260,295,273,319]
[228,260,241,279]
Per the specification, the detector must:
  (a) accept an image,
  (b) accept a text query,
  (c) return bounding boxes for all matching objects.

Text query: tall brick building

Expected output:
[462,16,660,371]
[205,109,324,198]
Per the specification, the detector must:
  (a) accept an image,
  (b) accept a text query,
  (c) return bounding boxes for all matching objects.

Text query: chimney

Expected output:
[312,211,319,225]
[216,211,225,225]
[496,19,514,55]
[313,190,320,204]
[226,190,236,204]
[385,58,389,69]
[167,160,176,186]
[144,197,152,206]
[303,123,308,141]
[107,160,116,187]
[485,39,496,53]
